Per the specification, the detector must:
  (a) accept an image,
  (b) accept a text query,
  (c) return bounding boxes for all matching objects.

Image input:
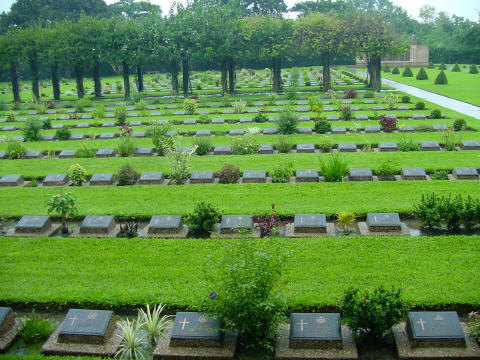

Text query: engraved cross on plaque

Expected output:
[180,317,190,330]
[297,319,308,332]
[417,318,427,330]
[69,314,79,326]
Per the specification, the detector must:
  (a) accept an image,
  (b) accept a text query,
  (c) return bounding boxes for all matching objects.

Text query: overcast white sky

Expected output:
[0,0,478,21]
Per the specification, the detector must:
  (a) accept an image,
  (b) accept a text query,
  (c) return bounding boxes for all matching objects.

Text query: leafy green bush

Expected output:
[117,165,140,186]
[382,65,391,72]
[415,101,425,110]
[337,211,355,234]
[151,121,174,156]
[254,112,268,123]
[20,312,53,344]
[5,110,15,122]
[166,144,196,185]
[453,119,467,131]
[115,106,127,125]
[469,312,480,342]
[428,62,435,69]
[442,128,459,151]
[205,240,286,350]
[183,98,197,115]
[232,136,258,155]
[186,202,221,237]
[416,68,428,80]
[452,63,461,72]
[438,63,447,70]
[430,170,449,180]
[75,98,91,112]
[320,153,348,182]
[47,192,77,234]
[339,104,353,121]
[6,139,26,159]
[198,114,211,124]
[430,109,441,119]
[318,137,334,152]
[375,160,399,178]
[94,104,105,119]
[117,135,135,157]
[434,70,448,85]
[232,100,247,114]
[42,118,51,129]
[68,163,88,185]
[275,135,294,153]
[401,96,410,103]
[75,141,96,158]
[469,65,479,74]
[216,164,241,184]
[23,119,42,141]
[402,67,413,77]
[193,138,212,155]
[384,93,398,110]
[119,219,139,238]
[391,67,399,74]
[277,108,297,134]
[313,119,331,134]
[272,162,294,183]
[341,286,409,343]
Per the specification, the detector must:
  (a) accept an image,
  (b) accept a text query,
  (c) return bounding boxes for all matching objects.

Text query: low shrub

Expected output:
[391,67,400,74]
[151,121,174,156]
[339,104,353,121]
[55,128,71,141]
[254,112,268,123]
[451,63,461,72]
[68,163,88,185]
[438,63,447,70]
[402,67,413,77]
[232,100,247,114]
[42,118,51,129]
[320,153,348,182]
[186,202,221,237]
[469,312,480,342]
[453,119,467,131]
[198,114,211,124]
[117,165,139,186]
[6,139,26,159]
[166,144,196,185]
[416,68,428,80]
[5,110,15,122]
[398,136,419,152]
[434,70,448,85]
[337,211,355,234]
[427,61,435,69]
[115,106,127,125]
[344,89,357,99]
[232,136,258,155]
[325,89,337,99]
[216,164,241,184]
[384,93,399,110]
[382,65,391,72]
[318,137,334,152]
[442,128,459,151]
[183,98,197,115]
[75,142,96,158]
[119,219,139,238]
[253,204,280,237]
[20,312,53,344]
[94,105,105,119]
[415,101,425,110]
[277,108,297,134]
[401,95,410,103]
[75,98,91,112]
[194,138,212,155]
[272,162,294,183]
[375,160,399,179]
[275,135,294,153]
[313,119,331,134]
[23,119,42,141]
[430,170,449,180]
[341,286,409,343]
[430,109,442,119]
[469,65,479,74]
[379,115,398,133]
[117,135,135,157]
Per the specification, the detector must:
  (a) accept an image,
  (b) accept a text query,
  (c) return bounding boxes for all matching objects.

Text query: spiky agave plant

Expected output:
[115,319,148,360]
[137,304,172,346]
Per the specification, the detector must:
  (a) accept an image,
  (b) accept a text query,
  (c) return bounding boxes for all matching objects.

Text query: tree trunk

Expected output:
[122,60,130,100]
[10,61,20,103]
[170,69,179,96]
[51,62,60,101]
[30,56,40,102]
[272,57,282,93]
[321,53,331,92]
[220,57,227,95]
[367,55,382,92]
[62,216,67,234]
[136,64,144,92]
[74,63,84,99]
[227,57,235,93]
[182,57,189,96]
[93,60,102,98]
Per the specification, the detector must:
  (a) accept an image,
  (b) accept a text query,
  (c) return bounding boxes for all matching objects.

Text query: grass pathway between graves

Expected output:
[0,236,479,309]
[0,180,478,218]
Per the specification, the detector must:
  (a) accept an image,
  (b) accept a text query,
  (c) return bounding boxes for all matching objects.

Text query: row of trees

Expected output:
[0,0,405,102]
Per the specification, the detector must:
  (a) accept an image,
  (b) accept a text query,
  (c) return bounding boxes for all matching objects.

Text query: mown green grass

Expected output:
[0,180,478,217]
[382,67,480,106]
[1,151,479,179]
[1,236,479,309]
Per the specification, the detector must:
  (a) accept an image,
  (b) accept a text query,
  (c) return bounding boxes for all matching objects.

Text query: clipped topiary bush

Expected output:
[434,70,448,85]
[452,63,461,72]
[415,102,426,110]
[117,165,139,186]
[416,68,428,80]
[391,67,400,74]
[453,119,467,131]
[430,109,442,119]
[469,65,479,74]
[401,96,410,103]
[402,67,413,77]
[438,63,447,70]
[427,62,435,69]
[313,120,331,134]
[186,202,221,237]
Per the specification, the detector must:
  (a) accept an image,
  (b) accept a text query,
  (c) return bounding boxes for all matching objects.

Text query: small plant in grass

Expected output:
[320,153,348,182]
[137,304,171,345]
[119,218,139,238]
[47,192,77,234]
[205,239,287,350]
[277,107,297,134]
[115,105,127,125]
[344,89,357,99]
[42,118,51,129]
[94,104,105,119]
[150,121,174,156]
[401,95,410,103]
[135,100,147,111]
[469,65,479,74]
[337,211,355,234]
[318,137,333,152]
[266,93,278,106]
[117,165,140,186]
[313,119,331,134]
[216,164,241,184]
[232,100,247,114]
[23,119,42,141]
[6,139,26,159]
[272,162,294,183]
[325,89,336,99]
[469,312,480,342]
[198,114,211,124]
[415,101,425,110]
[430,170,449,180]
[398,132,419,152]
[186,202,221,237]
[384,93,398,110]
[438,63,447,70]
[308,95,322,110]
[20,312,53,344]
[117,131,135,158]
[221,95,232,107]
[75,98,91,112]
[339,104,353,121]
[428,61,435,69]
[115,319,148,360]
[375,160,399,179]
[254,112,268,123]
[453,119,466,131]
[442,128,459,151]
[166,143,197,185]
[68,163,88,185]
[363,91,374,98]
[416,68,428,80]
[275,135,294,153]
[253,204,280,237]
[382,65,391,72]
[5,110,15,122]
[430,109,441,119]
[75,141,96,158]
[391,67,400,74]
[434,70,448,84]
[341,286,409,343]
[379,115,398,133]
[232,136,258,155]
[451,63,461,72]
[193,138,212,155]
[55,128,71,140]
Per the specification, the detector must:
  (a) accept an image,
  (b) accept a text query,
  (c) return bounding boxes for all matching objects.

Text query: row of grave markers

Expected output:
[1,307,479,359]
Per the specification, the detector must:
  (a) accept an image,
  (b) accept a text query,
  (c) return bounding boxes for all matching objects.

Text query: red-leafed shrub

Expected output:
[344,90,357,99]
[379,115,398,133]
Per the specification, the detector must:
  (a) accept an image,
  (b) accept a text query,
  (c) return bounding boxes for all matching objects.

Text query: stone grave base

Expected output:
[139,224,189,238]
[358,222,410,236]
[186,179,220,185]
[344,176,379,182]
[87,180,118,186]
[396,175,431,181]
[71,225,121,238]
[284,223,336,238]
[448,174,479,181]
[0,319,23,352]
[291,177,319,183]
[393,322,480,360]
[41,322,122,357]
[153,325,237,360]
[275,324,358,360]
[239,177,272,184]
[211,224,260,238]
[6,223,61,237]
[39,181,72,187]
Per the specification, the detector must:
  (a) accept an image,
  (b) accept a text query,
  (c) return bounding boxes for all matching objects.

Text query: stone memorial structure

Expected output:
[78,216,119,237]
[242,170,267,183]
[348,168,374,181]
[359,213,409,235]
[138,172,164,185]
[144,215,188,238]
[285,214,335,237]
[296,144,315,153]
[42,174,69,186]
[89,173,116,186]
[12,215,58,236]
[0,307,22,352]
[295,169,319,182]
[0,174,24,187]
[401,168,428,181]
[190,171,215,184]
[451,167,479,180]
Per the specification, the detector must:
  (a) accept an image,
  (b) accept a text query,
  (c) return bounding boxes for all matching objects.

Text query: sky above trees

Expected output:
[0,0,478,21]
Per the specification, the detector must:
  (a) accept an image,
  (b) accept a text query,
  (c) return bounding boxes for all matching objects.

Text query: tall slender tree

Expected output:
[0,31,22,102]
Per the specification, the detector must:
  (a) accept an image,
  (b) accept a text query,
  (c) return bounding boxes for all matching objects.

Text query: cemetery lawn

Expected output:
[1,236,479,309]
[0,180,478,217]
[381,68,480,106]
[0,151,479,179]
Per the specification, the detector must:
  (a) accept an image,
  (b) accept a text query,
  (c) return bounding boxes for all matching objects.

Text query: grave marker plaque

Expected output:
[220,215,253,234]
[90,173,115,185]
[0,307,15,336]
[402,168,427,180]
[23,150,43,159]
[195,130,211,137]
[367,213,401,232]
[296,169,319,182]
[296,144,315,153]
[43,174,69,186]
[58,309,115,345]
[53,123,66,129]
[148,216,183,234]
[229,129,245,136]
[242,170,266,183]
[331,126,346,134]
[138,172,164,184]
[348,168,373,181]
[259,144,274,154]
[378,142,398,152]
[297,127,312,134]
[289,313,342,350]
[421,141,441,151]
[190,171,215,184]
[0,174,24,187]
[213,145,232,155]
[338,143,357,152]
[294,214,327,233]
[364,126,380,133]
[134,147,154,157]
[59,150,77,158]
[170,312,222,348]
[453,167,479,180]
[80,216,115,234]
[96,149,115,158]
[460,140,480,150]
[263,128,278,135]
[15,216,51,234]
